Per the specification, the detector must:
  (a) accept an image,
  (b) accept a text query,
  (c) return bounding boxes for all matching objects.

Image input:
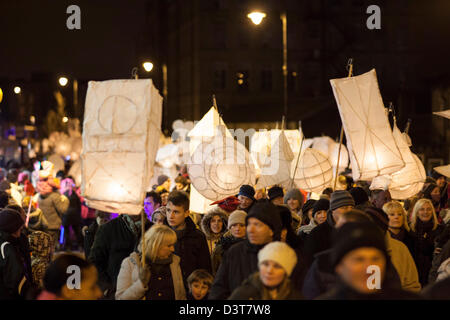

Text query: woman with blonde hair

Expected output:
[409,198,445,287]
[382,201,415,256]
[115,224,186,300]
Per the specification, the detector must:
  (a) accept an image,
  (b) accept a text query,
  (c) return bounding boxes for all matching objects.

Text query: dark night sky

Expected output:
[0,0,148,80]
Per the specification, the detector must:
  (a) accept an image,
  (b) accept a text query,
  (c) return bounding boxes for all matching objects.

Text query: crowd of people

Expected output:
[0,161,449,300]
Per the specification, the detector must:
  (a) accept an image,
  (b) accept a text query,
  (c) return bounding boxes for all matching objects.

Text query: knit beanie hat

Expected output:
[246,202,282,239]
[258,241,298,276]
[364,206,389,233]
[157,175,169,186]
[0,208,24,234]
[227,210,247,229]
[331,222,388,267]
[301,199,317,215]
[312,198,330,217]
[283,188,304,207]
[238,185,256,201]
[330,190,355,211]
[268,186,284,201]
[349,187,369,206]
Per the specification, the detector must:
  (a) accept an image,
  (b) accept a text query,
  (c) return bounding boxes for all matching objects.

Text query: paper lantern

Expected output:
[81,79,162,214]
[47,154,65,176]
[389,154,426,200]
[312,136,349,174]
[156,143,180,169]
[433,109,450,120]
[330,69,405,181]
[189,184,213,214]
[188,127,256,201]
[434,164,450,178]
[291,148,333,193]
[255,130,294,189]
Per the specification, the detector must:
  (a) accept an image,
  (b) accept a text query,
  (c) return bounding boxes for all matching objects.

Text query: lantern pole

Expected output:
[333,59,353,190]
[290,120,304,189]
[141,211,146,268]
[281,116,285,130]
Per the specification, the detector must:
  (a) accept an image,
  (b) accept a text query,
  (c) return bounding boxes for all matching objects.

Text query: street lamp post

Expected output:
[248,11,289,125]
[58,76,79,119]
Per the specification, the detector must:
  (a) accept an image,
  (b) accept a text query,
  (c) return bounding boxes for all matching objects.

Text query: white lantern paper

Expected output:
[433,109,450,120]
[81,79,162,214]
[389,154,426,200]
[156,144,180,169]
[312,136,349,174]
[47,154,65,176]
[188,127,256,201]
[291,148,333,194]
[189,184,213,214]
[330,69,405,181]
[434,164,450,178]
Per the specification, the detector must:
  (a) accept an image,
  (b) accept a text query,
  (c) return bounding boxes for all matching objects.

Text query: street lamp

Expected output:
[58,76,79,119]
[248,10,288,124]
[143,61,154,72]
[0,87,3,103]
[14,86,21,94]
[58,76,68,87]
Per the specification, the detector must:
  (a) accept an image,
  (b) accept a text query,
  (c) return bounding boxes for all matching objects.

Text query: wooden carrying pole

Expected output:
[141,211,146,267]
[290,121,304,189]
[333,59,353,190]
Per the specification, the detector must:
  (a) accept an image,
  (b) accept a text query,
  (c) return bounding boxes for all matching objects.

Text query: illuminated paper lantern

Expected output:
[47,155,65,176]
[189,184,213,214]
[156,143,180,169]
[330,69,405,181]
[312,136,349,174]
[434,164,450,178]
[291,148,333,193]
[188,127,256,201]
[81,79,162,214]
[433,109,450,120]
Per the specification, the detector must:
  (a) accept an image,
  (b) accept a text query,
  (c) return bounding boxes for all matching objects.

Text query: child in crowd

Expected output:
[187,269,213,300]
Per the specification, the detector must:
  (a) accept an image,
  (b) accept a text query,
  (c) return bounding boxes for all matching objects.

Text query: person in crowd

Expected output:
[370,188,392,210]
[144,191,162,220]
[422,183,444,217]
[159,189,169,206]
[82,210,112,261]
[254,188,267,201]
[298,198,329,238]
[59,178,83,251]
[157,175,171,192]
[37,253,102,300]
[277,205,302,250]
[89,212,152,299]
[152,206,167,225]
[211,210,247,275]
[322,187,334,198]
[5,169,22,206]
[268,186,284,206]
[0,208,34,299]
[284,188,305,231]
[175,175,190,193]
[75,187,96,228]
[209,202,282,299]
[0,190,9,208]
[166,191,212,282]
[187,269,214,300]
[28,230,53,288]
[349,187,371,211]
[116,224,186,300]
[431,169,448,210]
[383,201,415,256]
[409,198,445,287]
[236,185,256,213]
[201,207,228,255]
[317,222,419,300]
[304,190,355,266]
[429,236,450,284]
[229,241,302,300]
[422,276,450,299]
[210,196,241,215]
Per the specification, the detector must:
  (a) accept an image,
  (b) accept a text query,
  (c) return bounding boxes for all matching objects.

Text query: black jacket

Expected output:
[429,235,450,284]
[422,277,450,299]
[61,191,82,226]
[303,210,335,267]
[174,217,212,282]
[84,220,99,261]
[211,234,244,275]
[88,215,152,296]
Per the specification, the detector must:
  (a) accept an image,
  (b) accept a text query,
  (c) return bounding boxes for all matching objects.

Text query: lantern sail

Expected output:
[81,79,162,215]
[434,164,450,178]
[254,130,294,189]
[330,69,405,181]
[188,127,256,201]
[433,109,450,120]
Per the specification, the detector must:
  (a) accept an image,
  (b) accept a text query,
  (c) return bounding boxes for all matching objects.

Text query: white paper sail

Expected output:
[188,127,256,201]
[189,184,213,214]
[434,164,450,178]
[81,79,162,214]
[433,109,450,120]
[291,148,333,194]
[388,153,426,200]
[330,69,405,181]
[255,130,294,189]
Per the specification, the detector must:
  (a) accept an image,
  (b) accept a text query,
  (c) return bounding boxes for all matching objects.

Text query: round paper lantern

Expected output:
[188,131,256,201]
[291,148,333,193]
[47,154,65,176]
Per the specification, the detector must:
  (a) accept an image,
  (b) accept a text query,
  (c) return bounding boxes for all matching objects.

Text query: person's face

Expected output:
[162,179,171,191]
[161,192,169,206]
[259,260,287,288]
[210,215,223,234]
[314,210,328,225]
[62,266,102,300]
[246,217,273,245]
[153,213,165,225]
[254,190,265,200]
[157,236,176,260]
[238,195,253,209]
[430,187,441,203]
[335,247,386,294]
[332,206,353,225]
[287,198,300,211]
[166,201,189,230]
[190,281,209,300]
[436,177,446,188]
[387,208,404,229]
[307,208,313,220]
[373,191,392,209]
[144,197,159,216]
[175,182,184,191]
[417,202,434,222]
[271,197,284,206]
[230,223,246,238]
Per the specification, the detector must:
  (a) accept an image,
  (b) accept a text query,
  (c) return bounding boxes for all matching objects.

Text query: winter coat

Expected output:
[0,231,33,299]
[429,237,450,283]
[422,276,450,300]
[388,228,416,258]
[28,231,53,288]
[303,210,335,267]
[83,220,99,262]
[38,192,69,230]
[115,252,186,300]
[88,215,152,296]
[61,190,82,226]
[200,209,228,255]
[298,219,317,236]
[409,220,445,286]
[228,272,303,300]
[174,217,212,282]
[211,231,244,275]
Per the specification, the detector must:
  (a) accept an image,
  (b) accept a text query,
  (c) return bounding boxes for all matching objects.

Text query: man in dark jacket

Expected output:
[83,210,112,261]
[88,212,151,299]
[304,190,355,267]
[166,191,212,283]
[209,202,282,300]
[0,208,34,299]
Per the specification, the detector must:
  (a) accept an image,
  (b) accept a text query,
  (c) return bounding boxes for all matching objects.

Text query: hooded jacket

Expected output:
[200,209,228,255]
[211,231,245,275]
[37,192,69,230]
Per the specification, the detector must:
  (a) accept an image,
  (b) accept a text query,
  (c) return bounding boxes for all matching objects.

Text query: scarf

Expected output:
[415,219,435,238]
[122,215,142,238]
[249,272,292,300]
